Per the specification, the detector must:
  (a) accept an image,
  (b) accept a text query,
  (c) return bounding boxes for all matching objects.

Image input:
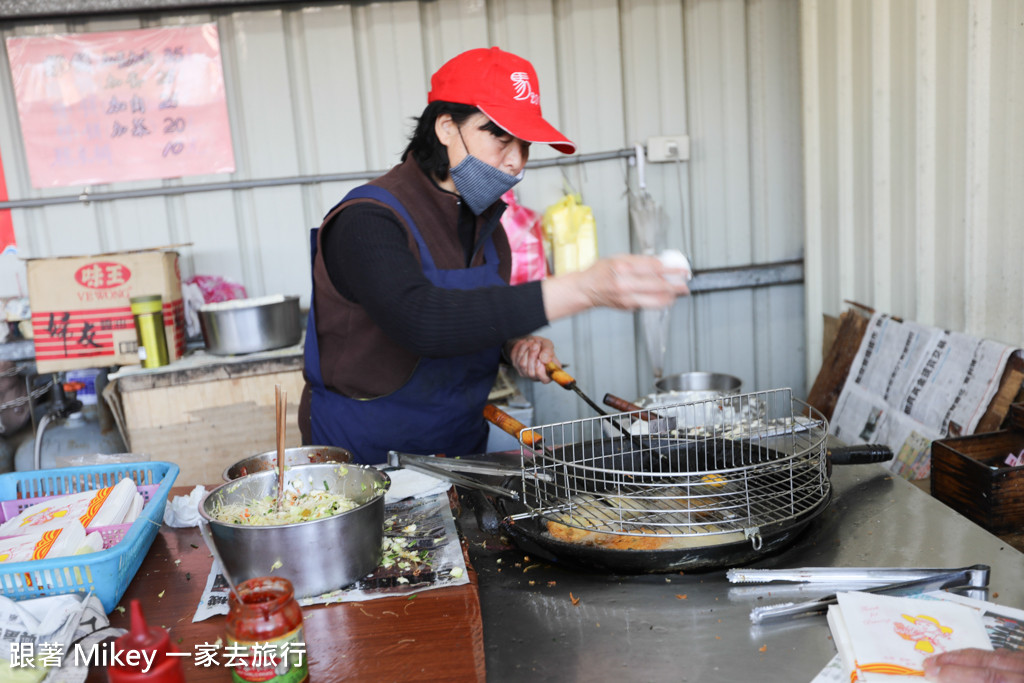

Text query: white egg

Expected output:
[658,249,692,283]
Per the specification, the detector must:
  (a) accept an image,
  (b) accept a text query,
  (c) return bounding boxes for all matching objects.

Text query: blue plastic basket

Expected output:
[0,461,179,613]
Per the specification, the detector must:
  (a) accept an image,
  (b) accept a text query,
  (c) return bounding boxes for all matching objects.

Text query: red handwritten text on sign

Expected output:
[74,262,132,289]
[6,24,235,188]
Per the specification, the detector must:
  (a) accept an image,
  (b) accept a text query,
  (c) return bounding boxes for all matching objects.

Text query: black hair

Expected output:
[402,101,511,181]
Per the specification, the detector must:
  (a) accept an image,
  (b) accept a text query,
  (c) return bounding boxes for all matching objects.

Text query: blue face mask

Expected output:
[449,154,525,215]
[448,128,526,215]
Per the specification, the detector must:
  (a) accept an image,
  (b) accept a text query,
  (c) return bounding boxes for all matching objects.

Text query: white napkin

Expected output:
[162,485,207,528]
[383,468,451,504]
[77,531,105,555]
[124,491,145,525]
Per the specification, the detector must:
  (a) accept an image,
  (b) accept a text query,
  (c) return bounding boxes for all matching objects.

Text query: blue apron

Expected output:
[304,185,504,464]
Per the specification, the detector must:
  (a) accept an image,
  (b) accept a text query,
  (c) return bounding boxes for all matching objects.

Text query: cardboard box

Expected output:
[26,248,185,373]
[103,347,304,486]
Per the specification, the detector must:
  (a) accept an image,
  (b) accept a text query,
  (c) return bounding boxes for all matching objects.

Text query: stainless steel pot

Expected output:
[222,445,353,482]
[199,463,390,598]
[199,295,302,355]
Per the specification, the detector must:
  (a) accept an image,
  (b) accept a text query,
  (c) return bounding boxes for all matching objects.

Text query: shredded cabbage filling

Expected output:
[212,487,359,526]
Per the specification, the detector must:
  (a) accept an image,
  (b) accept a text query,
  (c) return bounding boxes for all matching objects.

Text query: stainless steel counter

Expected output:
[458,464,1024,683]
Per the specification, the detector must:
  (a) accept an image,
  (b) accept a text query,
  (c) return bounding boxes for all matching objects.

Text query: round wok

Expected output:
[492,484,832,574]
[407,436,891,574]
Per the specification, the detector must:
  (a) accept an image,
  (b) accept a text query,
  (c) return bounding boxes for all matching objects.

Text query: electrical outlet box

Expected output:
[646,135,690,163]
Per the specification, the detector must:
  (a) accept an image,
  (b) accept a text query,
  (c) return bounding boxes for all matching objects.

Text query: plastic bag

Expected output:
[187,274,248,303]
[500,190,548,285]
[542,194,598,275]
[183,275,248,339]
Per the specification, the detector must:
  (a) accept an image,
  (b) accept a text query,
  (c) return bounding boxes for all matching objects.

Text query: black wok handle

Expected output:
[826,444,893,465]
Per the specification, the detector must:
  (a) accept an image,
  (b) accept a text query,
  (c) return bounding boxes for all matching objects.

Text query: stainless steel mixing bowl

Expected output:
[653,371,742,399]
[199,463,390,598]
[222,445,354,482]
[198,295,302,355]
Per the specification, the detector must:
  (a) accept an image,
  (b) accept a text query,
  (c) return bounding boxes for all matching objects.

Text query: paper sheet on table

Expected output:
[383,467,451,504]
[809,591,1024,682]
[829,312,1019,479]
[192,491,467,622]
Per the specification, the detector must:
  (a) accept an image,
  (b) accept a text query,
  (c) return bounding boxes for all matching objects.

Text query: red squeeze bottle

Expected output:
[106,600,187,682]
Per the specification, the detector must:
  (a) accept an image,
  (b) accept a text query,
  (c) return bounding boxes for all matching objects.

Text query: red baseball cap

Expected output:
[428,47,576,155]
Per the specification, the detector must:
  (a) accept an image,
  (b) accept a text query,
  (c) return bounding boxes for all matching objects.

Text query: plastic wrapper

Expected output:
[542,194,598,275]
[183,274,247,339]
[500,190,548,285]
[187,274,248,303]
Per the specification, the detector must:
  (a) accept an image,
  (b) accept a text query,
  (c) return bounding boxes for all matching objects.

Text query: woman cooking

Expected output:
[298,46,690,465]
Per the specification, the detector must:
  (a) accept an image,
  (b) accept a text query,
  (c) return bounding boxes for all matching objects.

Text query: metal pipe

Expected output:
[0,148,639,211]
[688,259,804,294]
[33,412,54,471]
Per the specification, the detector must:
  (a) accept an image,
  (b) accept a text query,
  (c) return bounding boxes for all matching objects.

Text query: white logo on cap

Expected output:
[511,72,539,105]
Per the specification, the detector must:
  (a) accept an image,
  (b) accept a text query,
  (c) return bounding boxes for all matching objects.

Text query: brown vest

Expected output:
[309,157,512,399]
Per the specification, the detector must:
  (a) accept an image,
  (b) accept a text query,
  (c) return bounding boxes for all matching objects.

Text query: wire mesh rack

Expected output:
[514,388,830,547]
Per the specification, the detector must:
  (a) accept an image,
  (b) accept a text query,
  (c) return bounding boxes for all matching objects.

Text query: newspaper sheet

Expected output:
[829,312,1019,479]
[0,593,122,682]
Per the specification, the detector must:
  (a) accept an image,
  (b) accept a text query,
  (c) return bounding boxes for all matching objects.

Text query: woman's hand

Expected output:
[505,336,558,382]
[540,254,690,322]
[923,648,1024,682]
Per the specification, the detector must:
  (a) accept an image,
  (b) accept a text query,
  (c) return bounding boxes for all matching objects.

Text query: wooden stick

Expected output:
[276,384,286,508]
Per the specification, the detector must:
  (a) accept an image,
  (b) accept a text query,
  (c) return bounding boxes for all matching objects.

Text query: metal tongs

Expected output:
[730,564,991,624]
[387,451,549,502]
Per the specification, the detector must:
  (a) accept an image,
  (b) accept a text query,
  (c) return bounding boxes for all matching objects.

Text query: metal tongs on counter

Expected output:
[730,564,991,624]
[387,451,552,502]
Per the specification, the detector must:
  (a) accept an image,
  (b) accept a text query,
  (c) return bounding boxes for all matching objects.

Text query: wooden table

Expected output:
[87,486,485,682]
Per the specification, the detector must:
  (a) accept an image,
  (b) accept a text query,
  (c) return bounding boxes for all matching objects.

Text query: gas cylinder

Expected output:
[14,403,126,471]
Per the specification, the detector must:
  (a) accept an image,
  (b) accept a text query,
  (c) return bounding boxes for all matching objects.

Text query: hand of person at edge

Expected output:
[923,648,1024,682]
[541,254,690,322]
[506,336,558,383]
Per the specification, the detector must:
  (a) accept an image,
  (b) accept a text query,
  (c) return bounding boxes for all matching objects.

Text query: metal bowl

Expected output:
[222,445,354,482]
[653,371,742,399]
[602,372,746,438]
[199,463,390,598]
[199,295,302,355]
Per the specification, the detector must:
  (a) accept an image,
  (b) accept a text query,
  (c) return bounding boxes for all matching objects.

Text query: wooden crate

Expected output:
[104,348,305,487]
[931,403,1024,534]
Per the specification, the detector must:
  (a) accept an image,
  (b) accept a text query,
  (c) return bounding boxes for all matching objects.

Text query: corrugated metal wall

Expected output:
[0,0,806,426]
[801,0,1024,381]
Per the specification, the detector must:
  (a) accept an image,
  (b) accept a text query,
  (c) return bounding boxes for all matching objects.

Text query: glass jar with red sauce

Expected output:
[226,576,309,683]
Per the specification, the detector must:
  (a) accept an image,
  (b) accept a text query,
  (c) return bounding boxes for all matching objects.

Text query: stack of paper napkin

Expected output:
[827,591,993,681]
[0,478,142,556]
[0,520,88,563]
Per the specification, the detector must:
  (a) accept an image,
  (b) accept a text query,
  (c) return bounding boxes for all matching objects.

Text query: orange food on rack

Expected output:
[545,520,671,550]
